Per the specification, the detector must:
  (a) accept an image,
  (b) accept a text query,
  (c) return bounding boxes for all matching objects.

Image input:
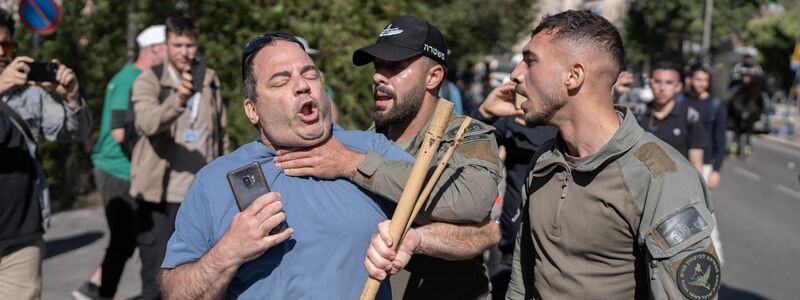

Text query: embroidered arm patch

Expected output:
[676,250,721,300]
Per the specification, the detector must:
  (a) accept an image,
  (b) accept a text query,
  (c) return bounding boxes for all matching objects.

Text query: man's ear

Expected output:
[674,81,684,94]
[565,62,585,90]
[426,64,445,91]
[243,98,260,125]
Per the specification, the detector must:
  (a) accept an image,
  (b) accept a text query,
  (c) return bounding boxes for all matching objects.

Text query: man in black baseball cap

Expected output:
[353,15,449,67]
[353,15,501,300]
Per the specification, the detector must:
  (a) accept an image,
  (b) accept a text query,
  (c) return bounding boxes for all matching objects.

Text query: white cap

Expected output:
[296,37,319,56]
[137,25,166,48]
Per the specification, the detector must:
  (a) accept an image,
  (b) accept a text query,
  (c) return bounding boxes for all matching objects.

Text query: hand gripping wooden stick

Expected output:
[359,99,454,300]
[404,116,472,233]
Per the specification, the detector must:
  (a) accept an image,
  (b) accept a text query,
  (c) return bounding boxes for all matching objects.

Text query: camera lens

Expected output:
[243,174,253,186]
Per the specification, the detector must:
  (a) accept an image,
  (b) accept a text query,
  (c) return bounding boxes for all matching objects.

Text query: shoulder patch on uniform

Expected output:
[462,133,490,143]
[676,251,721,300]
[634,142,677,177]
[447,122,485,138]
[457,136,500,166]
[655,207,708,248]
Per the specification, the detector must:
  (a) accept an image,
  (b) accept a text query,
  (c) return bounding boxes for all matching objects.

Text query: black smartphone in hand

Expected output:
[27,62,58,82]
[226,162,287,235]
[189,57,207,93]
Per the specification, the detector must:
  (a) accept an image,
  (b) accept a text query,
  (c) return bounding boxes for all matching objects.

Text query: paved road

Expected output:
[714,136,800,300]
[42,208,140,300]
[41,136,799,300]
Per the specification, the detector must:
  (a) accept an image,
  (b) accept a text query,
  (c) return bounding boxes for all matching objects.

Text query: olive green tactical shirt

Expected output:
[353,113,502,224]
[507,106,720,300]
[353,111,503,300]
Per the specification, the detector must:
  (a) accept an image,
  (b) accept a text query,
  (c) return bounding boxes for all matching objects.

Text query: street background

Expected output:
[2,0,797,299]
[42,134,800,300]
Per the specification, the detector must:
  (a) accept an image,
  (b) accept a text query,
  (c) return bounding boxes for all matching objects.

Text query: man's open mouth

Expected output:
[298,99,319,123]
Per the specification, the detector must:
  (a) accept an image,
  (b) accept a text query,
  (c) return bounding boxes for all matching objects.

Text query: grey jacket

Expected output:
[1,85,92,228]
[507,106,720,300]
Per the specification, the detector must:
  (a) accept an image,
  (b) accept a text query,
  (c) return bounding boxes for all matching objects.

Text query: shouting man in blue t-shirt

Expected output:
[159,33,414,299]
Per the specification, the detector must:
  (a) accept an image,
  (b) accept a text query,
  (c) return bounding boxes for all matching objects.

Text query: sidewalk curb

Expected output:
[760,134,800,150]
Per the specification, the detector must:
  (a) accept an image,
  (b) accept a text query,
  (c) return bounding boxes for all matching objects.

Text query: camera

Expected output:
[242,174,255,187]
[26,61,59,83]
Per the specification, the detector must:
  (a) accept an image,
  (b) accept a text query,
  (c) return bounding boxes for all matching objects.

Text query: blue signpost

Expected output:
[18,0,61,35]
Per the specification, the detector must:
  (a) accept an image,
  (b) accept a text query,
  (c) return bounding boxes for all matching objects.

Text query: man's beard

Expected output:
[373,82,425,128]
[523,88,565,127]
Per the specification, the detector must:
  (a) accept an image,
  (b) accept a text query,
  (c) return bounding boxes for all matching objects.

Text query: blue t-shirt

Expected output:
[162,125,414,299]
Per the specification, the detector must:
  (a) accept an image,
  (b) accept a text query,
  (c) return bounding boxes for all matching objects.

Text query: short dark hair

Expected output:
[0,8,15,37]
[532,10,624,78]
[652,61,681,77]
[687,63,710,77]
[165,16,197,40]
[242,35,306,102]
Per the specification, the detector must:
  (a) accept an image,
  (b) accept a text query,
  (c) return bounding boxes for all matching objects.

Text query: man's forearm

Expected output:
[353,153,499,223]
[415,218,499,260]
[161,247,240,300]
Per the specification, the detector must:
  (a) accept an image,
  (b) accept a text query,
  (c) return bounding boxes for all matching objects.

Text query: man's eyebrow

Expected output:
[268,65,318,81]
[522,49,537,60]
[268,70,291,81]
[300,64,319,74]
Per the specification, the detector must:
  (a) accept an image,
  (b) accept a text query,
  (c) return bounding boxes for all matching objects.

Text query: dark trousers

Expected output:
[94,168,138,298]
[136,199,180,300]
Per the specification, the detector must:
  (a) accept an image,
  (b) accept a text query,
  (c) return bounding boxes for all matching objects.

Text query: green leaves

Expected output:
[11,0,535,208]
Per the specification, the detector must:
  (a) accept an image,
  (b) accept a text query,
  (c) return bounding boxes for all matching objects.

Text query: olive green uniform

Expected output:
[506,106,720,300]
[353,111,503,299]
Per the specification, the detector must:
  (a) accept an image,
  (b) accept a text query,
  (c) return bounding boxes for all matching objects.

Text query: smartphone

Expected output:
[27,62,58,82]
[226,162,286,235]
[189,57,207,93]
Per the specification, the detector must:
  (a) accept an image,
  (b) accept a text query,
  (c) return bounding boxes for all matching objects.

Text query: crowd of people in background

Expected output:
[3,5,777,299]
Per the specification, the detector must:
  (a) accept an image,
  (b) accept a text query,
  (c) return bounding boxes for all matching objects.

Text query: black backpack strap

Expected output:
[118,63,172,159]
[151,64,171,104]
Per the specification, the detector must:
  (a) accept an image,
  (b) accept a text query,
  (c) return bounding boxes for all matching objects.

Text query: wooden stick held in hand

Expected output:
[359,99,454,300]
[404,116,472,233]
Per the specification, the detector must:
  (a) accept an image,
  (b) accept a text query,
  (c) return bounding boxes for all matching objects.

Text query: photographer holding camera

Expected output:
[0,8,91,300]
[128,15,228,299]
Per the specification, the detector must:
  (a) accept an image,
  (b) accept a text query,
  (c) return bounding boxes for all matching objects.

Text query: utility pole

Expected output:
[126,2,135,63]
[702,0,715,61]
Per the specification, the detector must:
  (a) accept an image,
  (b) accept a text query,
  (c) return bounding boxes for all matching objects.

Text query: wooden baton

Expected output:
[359,99,454,300]
[404,116,472,233]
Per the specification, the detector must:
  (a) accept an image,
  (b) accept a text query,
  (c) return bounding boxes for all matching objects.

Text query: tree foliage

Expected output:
[10,0,535,209]
[741,5,800,88]
[623,0,760,68]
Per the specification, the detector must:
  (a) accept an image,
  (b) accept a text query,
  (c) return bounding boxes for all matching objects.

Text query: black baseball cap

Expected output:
[353,16,448,67]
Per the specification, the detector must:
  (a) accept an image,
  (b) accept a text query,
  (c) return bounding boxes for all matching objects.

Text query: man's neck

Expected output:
[386,94,437,142]
[554,101,620,158]
[650,99,675,120]
[133,56,156,71]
